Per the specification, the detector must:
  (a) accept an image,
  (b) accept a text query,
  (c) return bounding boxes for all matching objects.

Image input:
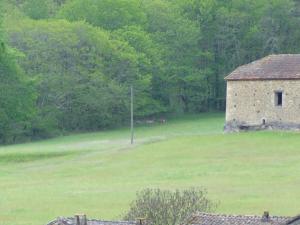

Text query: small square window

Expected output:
[275,91,283,106]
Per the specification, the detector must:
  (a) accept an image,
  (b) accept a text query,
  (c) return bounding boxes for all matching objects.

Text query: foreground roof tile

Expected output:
[182,212,291,225]
[46,217,137,225]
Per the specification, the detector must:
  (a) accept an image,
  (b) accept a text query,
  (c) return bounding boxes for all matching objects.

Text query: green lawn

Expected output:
[1,113,300,225]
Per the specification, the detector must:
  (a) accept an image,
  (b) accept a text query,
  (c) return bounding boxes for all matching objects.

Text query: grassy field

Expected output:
[1,113,300,225]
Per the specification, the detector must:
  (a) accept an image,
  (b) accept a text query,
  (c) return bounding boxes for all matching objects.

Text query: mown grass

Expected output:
[1,113,300,225]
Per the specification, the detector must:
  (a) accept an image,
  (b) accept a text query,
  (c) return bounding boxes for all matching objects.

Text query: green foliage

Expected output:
[3,0,67,19]
[0,6,36,144]
[113,26,166,115]
[124,188,215,225]
[176,0,300,108]
[58,0,147,30]
[22,0,50,19]
[2,0,300,143]
[6,19,164,135]
[142,0,210,113]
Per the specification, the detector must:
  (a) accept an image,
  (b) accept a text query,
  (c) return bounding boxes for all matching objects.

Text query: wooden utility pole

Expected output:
[131,85,134,144]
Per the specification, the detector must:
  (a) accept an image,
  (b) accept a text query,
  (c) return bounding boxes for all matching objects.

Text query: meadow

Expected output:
[1,113,300,225]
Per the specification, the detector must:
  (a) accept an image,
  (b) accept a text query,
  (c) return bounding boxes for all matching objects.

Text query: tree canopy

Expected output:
[1,0,300,143]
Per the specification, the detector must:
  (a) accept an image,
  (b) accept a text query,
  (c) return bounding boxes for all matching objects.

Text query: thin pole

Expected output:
[131,85,134,144]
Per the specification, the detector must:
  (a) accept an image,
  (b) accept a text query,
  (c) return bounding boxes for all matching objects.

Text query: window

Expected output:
[275,91,283,106]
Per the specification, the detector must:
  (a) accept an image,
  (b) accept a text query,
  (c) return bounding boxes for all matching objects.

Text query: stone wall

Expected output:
[225,80,300,131]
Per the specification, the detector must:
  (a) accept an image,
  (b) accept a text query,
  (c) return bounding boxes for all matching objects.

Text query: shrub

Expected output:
[124,187,216,225]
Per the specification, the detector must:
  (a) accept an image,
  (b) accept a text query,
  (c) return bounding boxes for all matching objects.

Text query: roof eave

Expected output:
[225,77,300,81]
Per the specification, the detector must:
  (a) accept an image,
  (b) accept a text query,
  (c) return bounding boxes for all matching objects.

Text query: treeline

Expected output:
[1,0,300,143]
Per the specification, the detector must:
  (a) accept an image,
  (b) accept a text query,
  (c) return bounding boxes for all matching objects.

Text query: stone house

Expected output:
[225,54,300,131]
[182,212,300,225]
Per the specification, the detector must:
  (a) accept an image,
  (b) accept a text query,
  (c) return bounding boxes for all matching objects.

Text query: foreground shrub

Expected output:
[124,187,216,225]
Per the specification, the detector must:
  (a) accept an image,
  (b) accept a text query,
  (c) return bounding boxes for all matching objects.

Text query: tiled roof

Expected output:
[46,217,137,225]
[225,54,300,80]
[182,212,291,225]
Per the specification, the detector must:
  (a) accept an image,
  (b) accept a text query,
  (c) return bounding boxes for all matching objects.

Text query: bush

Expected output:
[124,187,216,225]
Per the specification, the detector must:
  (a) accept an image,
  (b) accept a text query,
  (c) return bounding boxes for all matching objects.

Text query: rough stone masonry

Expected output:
[224,54,300,132]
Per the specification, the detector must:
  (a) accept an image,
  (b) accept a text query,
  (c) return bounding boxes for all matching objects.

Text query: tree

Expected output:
[58,0,147,30]
[2,0,300,143]
[6,19,165,136]
[142,0,210,113]
[0,6,36,143]
[113,25,166,116]
[124,188,216,225]
[22,0,50,19]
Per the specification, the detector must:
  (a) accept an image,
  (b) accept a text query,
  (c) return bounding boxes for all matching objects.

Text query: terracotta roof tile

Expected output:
[183,213,291,225]
[225,54,300,80]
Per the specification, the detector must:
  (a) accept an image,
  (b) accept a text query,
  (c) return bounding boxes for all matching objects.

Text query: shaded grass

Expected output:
[1,113,300,225]
[0,151,77,163]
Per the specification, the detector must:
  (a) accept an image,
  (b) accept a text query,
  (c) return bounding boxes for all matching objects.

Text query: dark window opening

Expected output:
[275,91,283,106]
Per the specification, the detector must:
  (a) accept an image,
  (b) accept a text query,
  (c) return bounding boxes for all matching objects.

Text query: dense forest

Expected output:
[1,0,300,143]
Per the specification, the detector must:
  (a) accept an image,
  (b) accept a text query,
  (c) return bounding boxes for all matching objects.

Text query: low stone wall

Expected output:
[224,120,300,132]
